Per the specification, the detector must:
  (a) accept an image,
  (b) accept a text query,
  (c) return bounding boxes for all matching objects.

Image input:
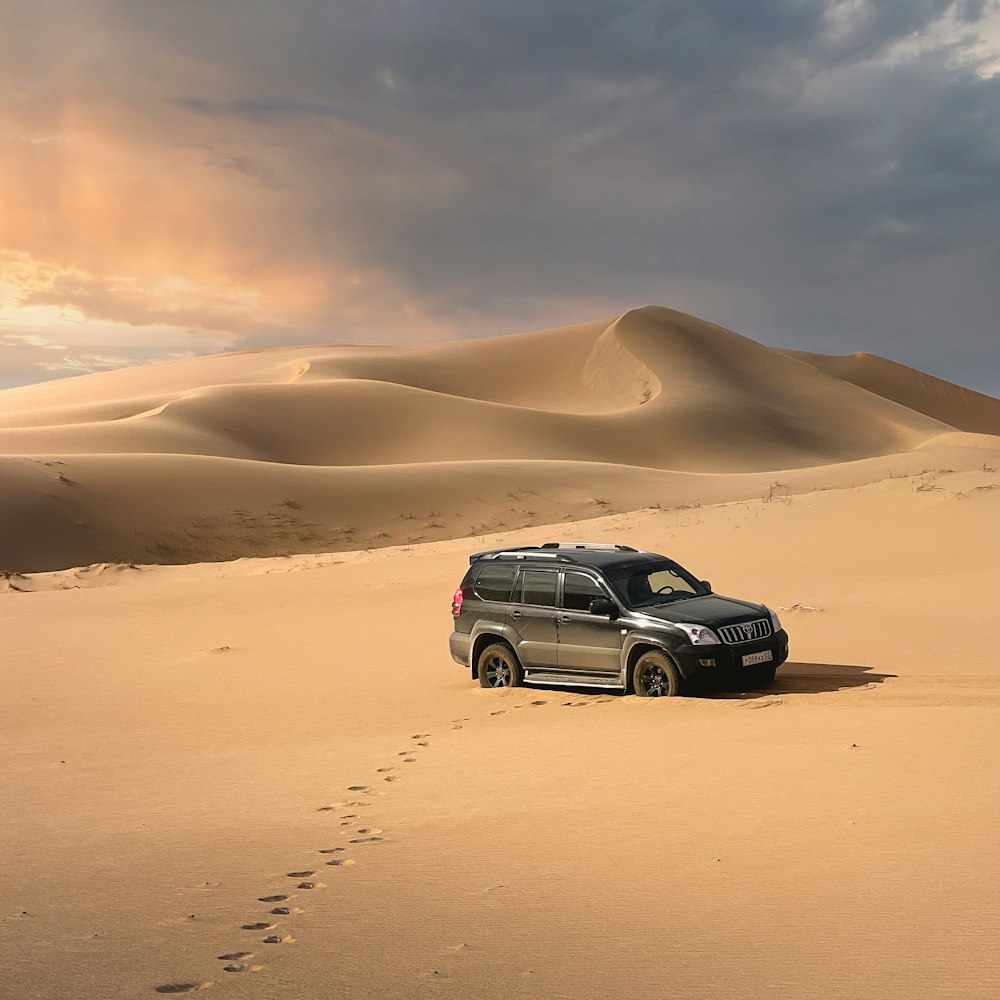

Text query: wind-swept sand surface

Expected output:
[3,468,1000,999]
[2,306,999,998]
[2,305,1000,572]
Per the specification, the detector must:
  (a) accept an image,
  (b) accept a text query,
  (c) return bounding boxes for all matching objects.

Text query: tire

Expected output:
[632,650,683,697]
[477,643,524,689]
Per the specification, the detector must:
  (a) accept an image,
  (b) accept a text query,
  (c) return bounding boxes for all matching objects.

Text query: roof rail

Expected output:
[469,545,552,565]
[540,542,638,552]
[469,542,639,565]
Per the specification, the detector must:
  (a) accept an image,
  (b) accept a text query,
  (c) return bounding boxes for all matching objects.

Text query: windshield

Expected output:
[606,560,709,609]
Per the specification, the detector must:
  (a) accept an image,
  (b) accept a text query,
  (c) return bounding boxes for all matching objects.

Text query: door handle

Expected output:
[558,616,571,623]
[511,610,522,619]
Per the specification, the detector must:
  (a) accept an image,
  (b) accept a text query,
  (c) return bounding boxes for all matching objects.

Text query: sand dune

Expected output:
[1,305,998,572]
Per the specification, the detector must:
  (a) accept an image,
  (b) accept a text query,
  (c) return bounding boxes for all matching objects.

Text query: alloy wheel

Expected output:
[484,654,512,687]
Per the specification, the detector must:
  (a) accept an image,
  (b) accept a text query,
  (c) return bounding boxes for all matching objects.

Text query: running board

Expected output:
[524,671,624,690]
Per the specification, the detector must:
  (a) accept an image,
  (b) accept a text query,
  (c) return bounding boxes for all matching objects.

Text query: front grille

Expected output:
[718,619,772,644]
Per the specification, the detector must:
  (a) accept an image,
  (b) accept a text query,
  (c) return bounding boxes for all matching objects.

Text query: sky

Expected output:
[1,0,999,393]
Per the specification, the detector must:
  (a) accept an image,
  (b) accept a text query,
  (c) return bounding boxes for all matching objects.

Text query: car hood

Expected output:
[630,594,766,628]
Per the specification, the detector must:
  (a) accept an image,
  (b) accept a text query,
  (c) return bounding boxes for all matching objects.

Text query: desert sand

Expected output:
[2,305,999,999]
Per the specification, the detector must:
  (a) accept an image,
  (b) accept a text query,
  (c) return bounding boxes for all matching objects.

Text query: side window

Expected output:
[562,572,604,612]
[517,570,558,607]
[474,563,517,603]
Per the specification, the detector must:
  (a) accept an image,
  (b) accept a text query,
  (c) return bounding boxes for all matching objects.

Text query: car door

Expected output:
[556,571,625,675]
[508,568,559,668]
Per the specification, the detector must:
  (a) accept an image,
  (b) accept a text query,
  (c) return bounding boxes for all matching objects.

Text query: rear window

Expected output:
[517,569,558,607]
[473,562,517,603]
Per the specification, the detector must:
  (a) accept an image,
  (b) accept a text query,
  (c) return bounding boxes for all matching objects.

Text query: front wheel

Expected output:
[477,643,524,689]
[632,650,683,697]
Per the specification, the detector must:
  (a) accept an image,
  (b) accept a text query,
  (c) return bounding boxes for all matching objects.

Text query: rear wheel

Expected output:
[632,650,682,697]
[477,643,524,689]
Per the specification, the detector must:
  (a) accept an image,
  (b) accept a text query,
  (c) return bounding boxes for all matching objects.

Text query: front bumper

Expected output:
[671,628,789,679]
[449,631,472,666]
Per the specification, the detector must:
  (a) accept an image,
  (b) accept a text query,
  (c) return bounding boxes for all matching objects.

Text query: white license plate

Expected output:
[742,650,773,667]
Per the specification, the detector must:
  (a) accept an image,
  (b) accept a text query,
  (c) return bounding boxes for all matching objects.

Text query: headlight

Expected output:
[768,608,782,633]
[673,623,720,645]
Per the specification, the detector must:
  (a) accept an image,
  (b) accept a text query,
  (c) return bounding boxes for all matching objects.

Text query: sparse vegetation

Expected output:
[763,481,792,504]
[914,473,943,492]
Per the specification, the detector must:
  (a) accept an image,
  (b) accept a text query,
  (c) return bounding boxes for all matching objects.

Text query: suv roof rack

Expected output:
[540,542,638,552]
[468,542,639,565]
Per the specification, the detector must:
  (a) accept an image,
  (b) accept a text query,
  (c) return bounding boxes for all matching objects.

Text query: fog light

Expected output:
[699,658,716,667]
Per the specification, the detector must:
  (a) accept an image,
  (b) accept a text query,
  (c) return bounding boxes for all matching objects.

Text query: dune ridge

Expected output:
[1,305,998,572]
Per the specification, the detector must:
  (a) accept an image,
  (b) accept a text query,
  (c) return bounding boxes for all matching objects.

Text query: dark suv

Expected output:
[449,542,788,696]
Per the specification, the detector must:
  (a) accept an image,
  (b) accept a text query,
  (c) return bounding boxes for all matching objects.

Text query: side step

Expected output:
[524,670,624,690]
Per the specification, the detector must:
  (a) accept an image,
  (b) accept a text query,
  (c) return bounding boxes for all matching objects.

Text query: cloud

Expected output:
[0,0,999,393]
[2,333,68,350]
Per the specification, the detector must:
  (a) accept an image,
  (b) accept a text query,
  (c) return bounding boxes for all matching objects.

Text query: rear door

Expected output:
[556,571,625,675]
[508,568,559,668]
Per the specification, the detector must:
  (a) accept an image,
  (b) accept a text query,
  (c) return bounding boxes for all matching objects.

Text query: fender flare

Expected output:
[468,620,523,674]
[620,632,689,682]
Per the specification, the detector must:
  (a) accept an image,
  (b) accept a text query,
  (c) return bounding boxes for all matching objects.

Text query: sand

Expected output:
[1,306,999,999]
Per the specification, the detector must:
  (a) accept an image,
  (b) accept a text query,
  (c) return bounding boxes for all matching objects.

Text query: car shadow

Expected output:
[698,661,896,699]
[520,662,895,700]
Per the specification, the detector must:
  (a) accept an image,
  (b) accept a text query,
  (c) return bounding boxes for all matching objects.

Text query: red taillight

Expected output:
[451,587,464,618]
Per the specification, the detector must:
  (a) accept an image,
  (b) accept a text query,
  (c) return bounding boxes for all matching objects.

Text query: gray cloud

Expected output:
[3,0,1000,394]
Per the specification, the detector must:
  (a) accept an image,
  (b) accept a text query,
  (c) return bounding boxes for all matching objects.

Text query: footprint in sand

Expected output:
[411,733,431,739]
[376,767,394,773]
[242,922,275,931]
[384,775,399,782]
[490,710,507,716]
[270,906,303,915]
[356,827,383,835]
[263,934,294,945]
[155,983,213,994]
[347,785,368,792]
[258,895,288,903]
[296,881,324,889]
[325,859,355,867]
[223,964,263,974]
[217,952,255,962]
[349,836,383,844]
[316,806,336,812]
[286,871,313,878]
[318,848,345,854]
[415,740,430,747]
[402,757,416,763]
[742,698,783,710]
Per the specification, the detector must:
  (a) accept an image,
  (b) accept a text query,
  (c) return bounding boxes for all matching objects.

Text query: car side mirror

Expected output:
[701,580,712,592]
[589,597,619,620]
